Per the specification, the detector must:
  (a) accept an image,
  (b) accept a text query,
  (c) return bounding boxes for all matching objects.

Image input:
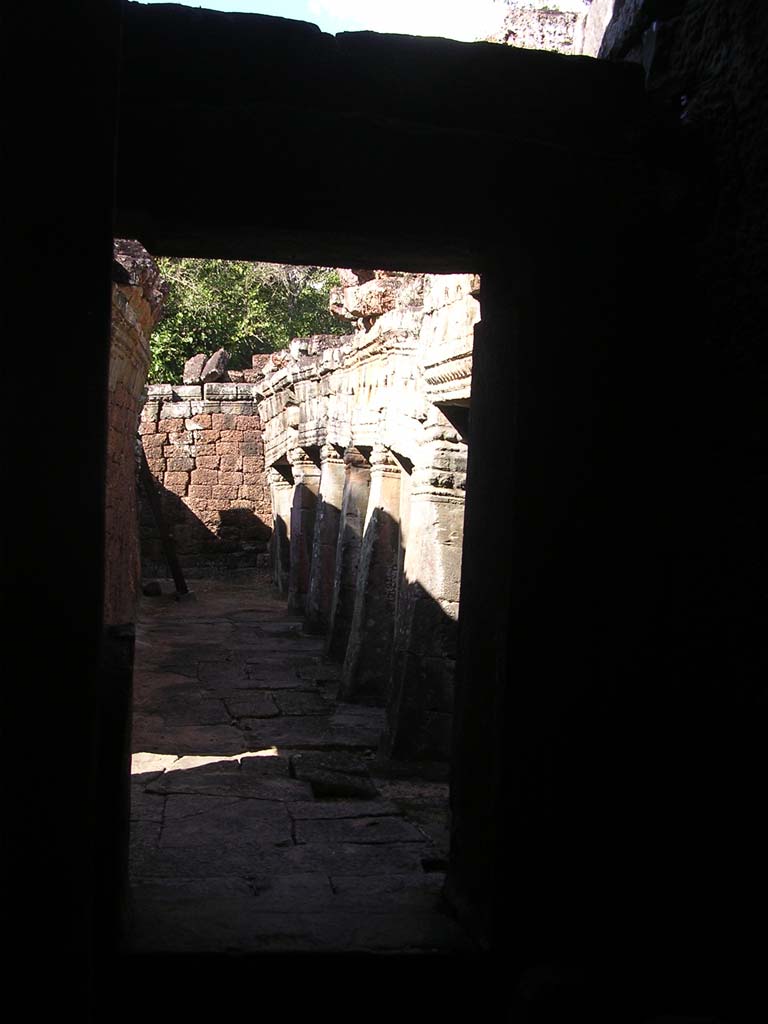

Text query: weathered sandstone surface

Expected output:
[105,240,166,625]
[138,378,272,576]
[259,270,480,760]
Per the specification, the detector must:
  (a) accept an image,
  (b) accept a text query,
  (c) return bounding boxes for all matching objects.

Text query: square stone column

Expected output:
[268,465,293,595]
[305,444,346,634]
[326,447,372,660]
[287,447,321,614]
[381,423,467,760]
[339,444,402,703]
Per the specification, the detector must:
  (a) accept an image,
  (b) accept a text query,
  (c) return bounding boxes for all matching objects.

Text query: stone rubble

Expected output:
[200,346,230,383]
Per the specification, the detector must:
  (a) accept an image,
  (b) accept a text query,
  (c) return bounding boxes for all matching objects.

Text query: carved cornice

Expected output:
[319,442,345,467]
[369,443,401,476]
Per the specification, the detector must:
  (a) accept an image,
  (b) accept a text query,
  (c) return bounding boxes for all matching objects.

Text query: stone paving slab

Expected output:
[131,750,179,778]
[232,638,325,656]
[249,871,334,910]
[131,843,265,879]
[141,642,233,666]
[267,842,430,875]
[129,571,471,954]
[239,675,319,691]
[328,721,387,747]
[272,691,331,715]
[132,671,202,703]
[132,876,254,899]
[200,660,318,689]
[296,662,343,682]
[130,786,165,823]
[148,770,312,801]
[167,755,242,773]
[296,815,426,845]
[197,661,251,685]
[286,799,400,819]
[239,716,352,748]
[221,692,279,718]
[291,750,373,775]
[294,769,379,799]
[132,717,248,755]
[133,699,232,735]
[145,616,215,630]
[160,795,292,848]
[231,620,301,634]
[132,641,199,673]
[290,749,379,798]
[160,792,281,820]
[130,821,163,865]
[238,752,292,775]
[158,698,232,727]
[132,840,428,879]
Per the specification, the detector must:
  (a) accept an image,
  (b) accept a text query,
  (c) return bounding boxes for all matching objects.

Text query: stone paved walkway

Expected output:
[129,571,474,954]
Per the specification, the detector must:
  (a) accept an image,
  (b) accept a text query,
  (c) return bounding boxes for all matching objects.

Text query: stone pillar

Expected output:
[287,447,321,614]
[268,466,293,596]
[392,457,413,651]
[340,444,402,703]
[326,447,372,660]
[305,444,346,634]
[381,422,467,760]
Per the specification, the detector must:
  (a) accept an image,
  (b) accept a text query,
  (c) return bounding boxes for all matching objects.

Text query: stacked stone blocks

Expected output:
[139,380,272,572]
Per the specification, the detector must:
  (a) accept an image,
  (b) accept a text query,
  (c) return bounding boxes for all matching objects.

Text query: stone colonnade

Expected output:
[258,271,479,760]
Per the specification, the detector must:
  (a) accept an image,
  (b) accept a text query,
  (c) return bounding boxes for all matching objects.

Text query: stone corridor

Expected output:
[128,570,475,954]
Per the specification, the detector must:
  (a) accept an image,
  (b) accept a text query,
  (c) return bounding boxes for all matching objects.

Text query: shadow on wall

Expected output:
[319,488,462,763]
[139,478,272,577]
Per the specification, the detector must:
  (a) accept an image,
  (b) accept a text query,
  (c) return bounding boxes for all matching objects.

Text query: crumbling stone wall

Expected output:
[488,0,614,56]
[105,240,166,625]
[259,271,479,760]
[139,375,272,575]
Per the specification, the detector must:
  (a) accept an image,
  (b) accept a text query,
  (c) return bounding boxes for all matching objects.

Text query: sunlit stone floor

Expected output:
[128,571,474,954]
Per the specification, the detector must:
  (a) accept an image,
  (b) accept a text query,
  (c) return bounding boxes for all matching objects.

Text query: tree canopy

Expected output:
[148,258,347,383]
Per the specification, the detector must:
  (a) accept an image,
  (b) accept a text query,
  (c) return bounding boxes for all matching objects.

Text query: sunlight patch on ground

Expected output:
[131,748,279,775]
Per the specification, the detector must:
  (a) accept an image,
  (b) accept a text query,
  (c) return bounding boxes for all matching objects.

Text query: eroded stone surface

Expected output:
[129,572,469,954]
[201,347,230,383]
[182,353,207,384]
[258,270,475,761]
[295,815,425,845]
[106,240,165,626]
[286,799,400,820]
[222,692,279,718]
[273,691,331,715]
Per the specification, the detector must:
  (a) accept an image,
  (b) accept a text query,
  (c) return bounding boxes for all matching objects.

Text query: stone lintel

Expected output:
[319,442,345,467]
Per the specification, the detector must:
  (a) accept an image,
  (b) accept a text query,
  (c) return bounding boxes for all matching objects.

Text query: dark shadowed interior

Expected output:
[7,1,766,1021]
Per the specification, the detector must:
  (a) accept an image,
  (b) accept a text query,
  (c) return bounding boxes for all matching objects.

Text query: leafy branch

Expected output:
[148,258,347,383]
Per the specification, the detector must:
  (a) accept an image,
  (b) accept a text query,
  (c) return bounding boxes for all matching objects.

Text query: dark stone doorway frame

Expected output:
[111,0,658,968]
[17,2,763,1018]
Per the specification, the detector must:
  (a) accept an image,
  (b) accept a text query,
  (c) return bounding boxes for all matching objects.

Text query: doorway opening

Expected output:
[111,253,481,953]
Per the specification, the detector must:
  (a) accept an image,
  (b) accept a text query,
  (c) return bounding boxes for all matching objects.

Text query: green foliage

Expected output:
[148,259,347,383]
